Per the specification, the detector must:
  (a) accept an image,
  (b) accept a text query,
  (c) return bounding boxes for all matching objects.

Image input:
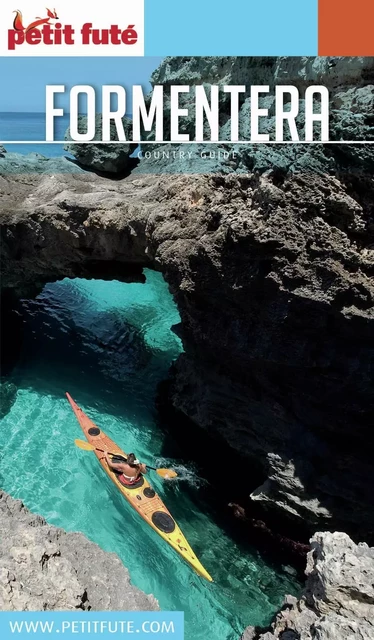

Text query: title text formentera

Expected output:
[46,84,330,143]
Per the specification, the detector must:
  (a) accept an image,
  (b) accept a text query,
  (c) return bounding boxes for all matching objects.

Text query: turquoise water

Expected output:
[0,271,298,639]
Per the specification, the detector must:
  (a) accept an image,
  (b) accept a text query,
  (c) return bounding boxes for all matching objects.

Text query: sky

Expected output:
[0,57,164,111]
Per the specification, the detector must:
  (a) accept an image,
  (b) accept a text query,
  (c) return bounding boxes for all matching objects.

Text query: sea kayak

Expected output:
[66,392,213,582]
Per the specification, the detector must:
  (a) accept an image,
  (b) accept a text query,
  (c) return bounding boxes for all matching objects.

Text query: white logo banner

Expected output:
[0,0,144,56]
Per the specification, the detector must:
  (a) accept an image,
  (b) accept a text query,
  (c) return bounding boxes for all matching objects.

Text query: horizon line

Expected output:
[1,140,373,145]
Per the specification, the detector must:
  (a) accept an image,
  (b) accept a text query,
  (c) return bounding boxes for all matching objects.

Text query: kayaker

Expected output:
[103,451,147,485]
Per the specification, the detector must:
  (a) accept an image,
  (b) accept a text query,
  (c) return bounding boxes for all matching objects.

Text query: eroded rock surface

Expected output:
[242,531,374,640]
[138,56,374,173]
[64,114,137,175]
[0,491,158,611]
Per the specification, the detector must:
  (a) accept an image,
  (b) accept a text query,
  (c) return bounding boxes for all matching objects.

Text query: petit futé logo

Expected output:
[8,7,138,50]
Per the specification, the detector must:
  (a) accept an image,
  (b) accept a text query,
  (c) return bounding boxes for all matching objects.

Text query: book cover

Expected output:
[0,2,373,640]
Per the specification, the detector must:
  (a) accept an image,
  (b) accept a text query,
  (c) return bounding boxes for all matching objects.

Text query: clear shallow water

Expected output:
[0,271,299,639]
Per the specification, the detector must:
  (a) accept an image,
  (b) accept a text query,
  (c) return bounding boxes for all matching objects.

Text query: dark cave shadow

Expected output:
[65,155,140,180]
[5,354,156,430]
[1,284,157,425]
[152,432,304,576]
[153,378,311,576]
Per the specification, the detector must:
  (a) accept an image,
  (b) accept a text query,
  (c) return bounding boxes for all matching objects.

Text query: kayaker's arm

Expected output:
[139,463,147,474]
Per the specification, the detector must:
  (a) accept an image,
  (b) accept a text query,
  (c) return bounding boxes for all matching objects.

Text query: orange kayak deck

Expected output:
[66,392,213,582]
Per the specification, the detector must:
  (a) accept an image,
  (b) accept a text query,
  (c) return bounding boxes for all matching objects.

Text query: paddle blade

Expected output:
[156,469,178,479]
[75,439,95,451]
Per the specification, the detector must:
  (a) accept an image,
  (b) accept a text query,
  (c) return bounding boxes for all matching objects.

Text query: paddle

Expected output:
[74,439,177,479]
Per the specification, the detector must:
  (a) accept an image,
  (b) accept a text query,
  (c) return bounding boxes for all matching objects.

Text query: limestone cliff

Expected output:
[138,56,374,173]
[242,531,374,640]
[0,491,158,611]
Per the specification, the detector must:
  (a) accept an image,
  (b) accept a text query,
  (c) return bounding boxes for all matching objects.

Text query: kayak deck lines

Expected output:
[66,392,213,582]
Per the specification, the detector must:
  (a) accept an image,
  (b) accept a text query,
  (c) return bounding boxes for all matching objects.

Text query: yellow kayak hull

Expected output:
[66,393,213,582]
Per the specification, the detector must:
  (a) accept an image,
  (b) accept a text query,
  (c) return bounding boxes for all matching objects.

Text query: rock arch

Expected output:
[1,167,374,542]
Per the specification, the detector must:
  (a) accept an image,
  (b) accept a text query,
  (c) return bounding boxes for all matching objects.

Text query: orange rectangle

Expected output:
[319,0,374,55]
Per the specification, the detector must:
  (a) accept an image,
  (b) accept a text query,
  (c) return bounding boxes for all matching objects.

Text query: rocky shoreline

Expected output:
[1,490,373,640]
[0,491,158,611]
[242,531,374,640]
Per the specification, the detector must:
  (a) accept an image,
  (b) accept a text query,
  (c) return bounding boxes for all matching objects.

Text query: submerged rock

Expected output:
[0,381,17,418]
[0,145,7,158]
[64,114,137,175]
[228,502,309,570]
[242,531,374,640]
[0,491,158,611]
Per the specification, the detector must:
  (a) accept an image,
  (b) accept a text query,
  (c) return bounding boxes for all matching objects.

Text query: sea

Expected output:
[0,111,71,157]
